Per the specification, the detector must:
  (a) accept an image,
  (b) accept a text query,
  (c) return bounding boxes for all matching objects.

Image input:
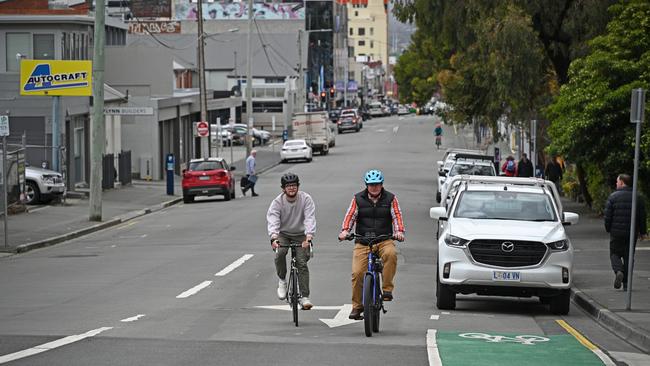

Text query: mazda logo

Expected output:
[501,242,515,252]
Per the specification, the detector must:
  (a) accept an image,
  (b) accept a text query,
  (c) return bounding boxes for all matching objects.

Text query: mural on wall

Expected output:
[174,1,305,20]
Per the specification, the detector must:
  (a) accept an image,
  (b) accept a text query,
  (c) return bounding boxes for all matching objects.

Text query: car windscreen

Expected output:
[454,191,557,221]
[189,161,224,171]
[449,163,494,176]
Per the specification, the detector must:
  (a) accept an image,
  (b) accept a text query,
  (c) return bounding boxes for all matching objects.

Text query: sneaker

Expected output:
[382,291,393,301]
[252,193,259,197]
[348,308,363,320]
[614,271,624,289]
[299,297,313,310]
[277,279,287,300]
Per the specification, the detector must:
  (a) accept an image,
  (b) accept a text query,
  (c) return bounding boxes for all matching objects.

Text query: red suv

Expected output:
[182,158,236,203]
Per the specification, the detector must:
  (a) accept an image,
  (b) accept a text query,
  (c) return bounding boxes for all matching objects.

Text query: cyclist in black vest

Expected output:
[338,169,405,320]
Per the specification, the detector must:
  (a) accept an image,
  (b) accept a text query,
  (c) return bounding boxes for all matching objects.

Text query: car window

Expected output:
[285,141,305,147]
[450,163,494,176]
[189,161,224,171]
[454,191,556,221]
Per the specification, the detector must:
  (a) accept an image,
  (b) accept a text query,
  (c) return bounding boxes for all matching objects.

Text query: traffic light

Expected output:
[320,91,327,99]
[329,88,335,98]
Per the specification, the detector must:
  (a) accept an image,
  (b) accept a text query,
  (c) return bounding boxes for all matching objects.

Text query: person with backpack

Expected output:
[501,155,517,177]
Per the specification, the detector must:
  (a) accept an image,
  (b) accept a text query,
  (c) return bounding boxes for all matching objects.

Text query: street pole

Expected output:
[627,88,645,310]
[52,96,60,171]
[2,136,7,248]
[297,30,304,113]
[245,0,254,156]
[89,0,106,221]
[197,0,209,158]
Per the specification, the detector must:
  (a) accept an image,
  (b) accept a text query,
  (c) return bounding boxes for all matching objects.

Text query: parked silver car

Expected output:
[25,166,66,204]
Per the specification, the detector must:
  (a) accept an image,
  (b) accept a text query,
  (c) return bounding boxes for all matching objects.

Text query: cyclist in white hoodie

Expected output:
[266,172,316,310]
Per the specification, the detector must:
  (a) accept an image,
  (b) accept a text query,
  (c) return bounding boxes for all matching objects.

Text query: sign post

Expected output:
[626,88,645,310]
[0,115,9,248]
[229,118,234,165]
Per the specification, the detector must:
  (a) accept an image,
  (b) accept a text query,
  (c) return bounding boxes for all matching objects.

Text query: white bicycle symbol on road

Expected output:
[459,332,550,346]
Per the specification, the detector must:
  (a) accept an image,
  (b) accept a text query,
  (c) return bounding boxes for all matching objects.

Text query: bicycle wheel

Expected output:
[290,269,299,327]
[363,274,374,337]
[372,276,381,333]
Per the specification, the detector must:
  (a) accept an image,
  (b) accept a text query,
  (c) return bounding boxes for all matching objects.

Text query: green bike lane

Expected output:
[426,320,614,366]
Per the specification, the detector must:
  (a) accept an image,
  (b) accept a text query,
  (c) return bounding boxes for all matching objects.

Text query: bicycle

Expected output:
[275,240,312,327]
[435,135,442,150]
[342,233,394,337]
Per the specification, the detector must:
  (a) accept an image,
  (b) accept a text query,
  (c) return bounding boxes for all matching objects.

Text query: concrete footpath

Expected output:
[445,122,650,354]
[0,141,280,254]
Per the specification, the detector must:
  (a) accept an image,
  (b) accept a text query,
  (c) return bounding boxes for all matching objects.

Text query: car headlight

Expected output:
[547,239,570,251]
[444,234,469,248]
[42,175,57,184]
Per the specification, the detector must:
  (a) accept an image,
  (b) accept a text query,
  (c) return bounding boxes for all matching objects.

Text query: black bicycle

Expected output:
[275,240,312,327]
[343,233,394,337]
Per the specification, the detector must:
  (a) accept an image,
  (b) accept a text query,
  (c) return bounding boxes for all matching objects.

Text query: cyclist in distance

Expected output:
[267,172,316,310]
[434,122,443,149]
[338,169,405,320]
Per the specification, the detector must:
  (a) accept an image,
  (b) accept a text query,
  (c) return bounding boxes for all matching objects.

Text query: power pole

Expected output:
[245,0,253,156]
[296,30,304,113]
[197,0,209,158]
[89,0,106,221]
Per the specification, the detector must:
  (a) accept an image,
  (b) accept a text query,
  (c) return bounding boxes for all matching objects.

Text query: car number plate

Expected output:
[492,271,521,281]
[291,149,298,152]
[199,176,210,181]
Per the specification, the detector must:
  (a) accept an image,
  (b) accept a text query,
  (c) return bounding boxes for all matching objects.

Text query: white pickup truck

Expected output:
[291,112,334,155]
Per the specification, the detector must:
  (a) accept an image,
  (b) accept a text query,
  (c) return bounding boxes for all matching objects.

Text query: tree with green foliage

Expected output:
[546,0,650,210]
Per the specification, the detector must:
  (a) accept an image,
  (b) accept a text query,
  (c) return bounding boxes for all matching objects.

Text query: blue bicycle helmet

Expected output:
[364,169,384,184]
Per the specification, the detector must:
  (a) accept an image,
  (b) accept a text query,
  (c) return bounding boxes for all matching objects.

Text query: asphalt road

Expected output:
[0,115,645,365]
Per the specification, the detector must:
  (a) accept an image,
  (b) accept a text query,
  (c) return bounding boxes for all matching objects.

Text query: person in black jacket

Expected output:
[517,153,534,178]
[604,174,648,290]
[545,155,564,192]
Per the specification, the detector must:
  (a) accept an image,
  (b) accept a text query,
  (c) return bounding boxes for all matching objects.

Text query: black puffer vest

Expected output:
[354,189,395,238]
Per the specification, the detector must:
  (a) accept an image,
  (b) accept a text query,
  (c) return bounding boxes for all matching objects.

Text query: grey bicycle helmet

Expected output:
[281,172,300,187]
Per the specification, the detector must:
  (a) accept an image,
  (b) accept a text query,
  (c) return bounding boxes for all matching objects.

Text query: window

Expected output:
[354,11,358,16]
[358,40,365,46]
[370,41,374,48]
[349,28,353,36]
[253,101,283,113]
[6,33,31,72]
[33,34,55,59]
[370,27,374,36]
[358,27,365,36]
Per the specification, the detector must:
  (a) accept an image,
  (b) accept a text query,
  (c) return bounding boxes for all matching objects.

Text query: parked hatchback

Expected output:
[181,158,236,203]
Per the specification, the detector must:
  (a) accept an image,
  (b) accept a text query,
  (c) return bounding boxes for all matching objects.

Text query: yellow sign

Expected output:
[20,60,92,96]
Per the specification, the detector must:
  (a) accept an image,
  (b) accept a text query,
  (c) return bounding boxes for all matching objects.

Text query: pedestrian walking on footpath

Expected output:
[501,155,518,177]
[604,173,648,291]
[545,155,564,193]
[267,173,316,310]
[243,150,258,197]
[517,153,534,178]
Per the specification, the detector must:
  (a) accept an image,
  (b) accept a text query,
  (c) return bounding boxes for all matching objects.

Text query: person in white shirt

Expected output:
[266,172,316,309]
[243,150,258,196]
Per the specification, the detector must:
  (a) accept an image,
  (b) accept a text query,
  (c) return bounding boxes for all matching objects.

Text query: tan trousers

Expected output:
[351,240,397,311]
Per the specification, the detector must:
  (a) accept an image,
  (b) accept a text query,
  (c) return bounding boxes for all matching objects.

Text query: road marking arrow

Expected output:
[254,304,361,328]
[319,304,361,328]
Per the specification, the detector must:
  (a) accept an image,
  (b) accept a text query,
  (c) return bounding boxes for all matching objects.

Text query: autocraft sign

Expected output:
[20,60,92,96]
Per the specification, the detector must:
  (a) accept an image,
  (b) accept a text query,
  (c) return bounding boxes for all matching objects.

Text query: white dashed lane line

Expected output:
[0,327,113,364]
[176,280,213,299]
[215,254,254,276]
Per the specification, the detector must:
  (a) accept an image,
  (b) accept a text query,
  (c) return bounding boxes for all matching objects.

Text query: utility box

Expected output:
[139,156,153,181]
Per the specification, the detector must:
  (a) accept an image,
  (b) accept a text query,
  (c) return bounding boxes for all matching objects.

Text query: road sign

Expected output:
[0,116,8,137]
[196,121,209,137]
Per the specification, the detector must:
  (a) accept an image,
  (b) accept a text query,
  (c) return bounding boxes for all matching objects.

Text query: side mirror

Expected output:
[230,166,236,171]
[430,207,448,221]
[562,212,579,226]
[182,169,187,174]
[438,170,447,177]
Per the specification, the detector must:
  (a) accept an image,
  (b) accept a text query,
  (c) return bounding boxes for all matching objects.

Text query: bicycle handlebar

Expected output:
[341,233,396,245]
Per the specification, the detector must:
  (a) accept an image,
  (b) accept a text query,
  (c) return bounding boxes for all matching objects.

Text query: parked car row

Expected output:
[211,124,271,147]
